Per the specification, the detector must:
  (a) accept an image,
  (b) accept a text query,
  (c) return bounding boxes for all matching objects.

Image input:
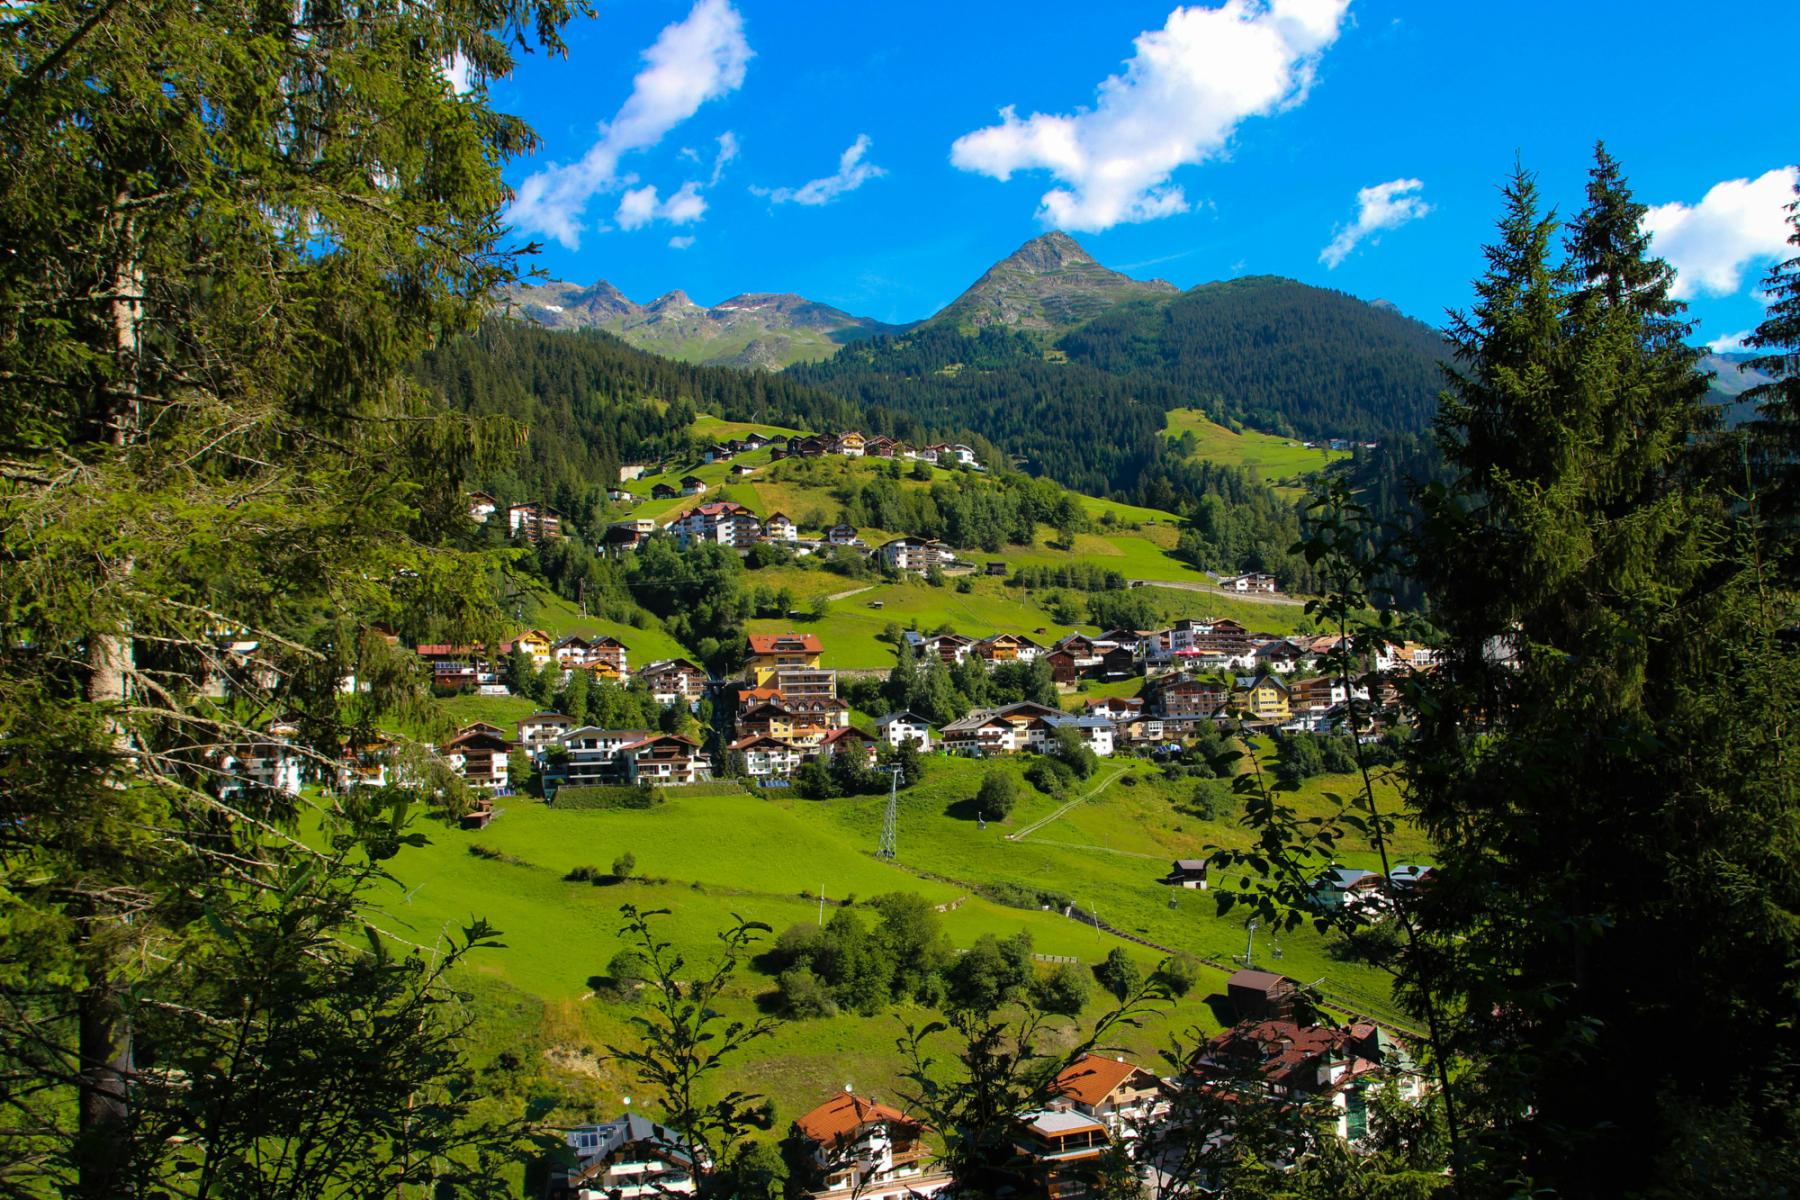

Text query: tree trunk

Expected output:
[76,199,142,1199]
[75,978,134,1199]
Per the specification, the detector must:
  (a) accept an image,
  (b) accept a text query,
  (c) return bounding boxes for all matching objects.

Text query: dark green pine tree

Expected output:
[1407,151,1800,1196]
[1742,179,1800,565]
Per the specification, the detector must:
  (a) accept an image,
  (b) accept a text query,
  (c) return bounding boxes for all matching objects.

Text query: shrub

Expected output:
[1025,756,1075,796]
[1155,953,1203,997]
[977,771,1018,819]
[1186,778,1235,821]
[1094,948,1142,1002]
[778,966,838,1018]
[1033,963,1091,1015]
[565,864,604,883]
[975,882,1074,912]
[607,949,651,988]
[612,851,637,878]
[552,784,663,810]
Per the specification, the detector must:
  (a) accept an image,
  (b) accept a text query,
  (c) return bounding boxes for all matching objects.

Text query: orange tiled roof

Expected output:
[1052,1054,1150,1107]
[747,633,823,655]
[794,1093,915,1145]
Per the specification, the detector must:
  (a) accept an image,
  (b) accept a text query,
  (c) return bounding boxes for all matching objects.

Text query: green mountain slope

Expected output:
[498,280,903,368]
[927,231,1178,332]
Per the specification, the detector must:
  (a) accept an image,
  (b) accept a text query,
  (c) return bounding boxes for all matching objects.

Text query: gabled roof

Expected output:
[794,1093,916,1145]
[875,710,932,728]
[1315,866,1377,889]
[729,734,800,752]
[747,633,824,655]
[1052,1054,1157,1107]
[522,710,574,723]
[641,657,705,675]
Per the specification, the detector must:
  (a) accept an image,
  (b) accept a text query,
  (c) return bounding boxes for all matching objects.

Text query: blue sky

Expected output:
[490,0,1799,347]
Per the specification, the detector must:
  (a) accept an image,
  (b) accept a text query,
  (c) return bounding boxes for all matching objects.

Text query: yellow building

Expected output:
[745,632,824,687]
[1234,673,1291,720]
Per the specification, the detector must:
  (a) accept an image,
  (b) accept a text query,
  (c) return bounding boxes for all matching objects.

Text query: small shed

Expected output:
[986,561,1008,576]
[1164,859,1209,890]
[1227,968,1299,1021]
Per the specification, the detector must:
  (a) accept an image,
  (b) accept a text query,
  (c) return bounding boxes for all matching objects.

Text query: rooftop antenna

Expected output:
[876,766,900,860]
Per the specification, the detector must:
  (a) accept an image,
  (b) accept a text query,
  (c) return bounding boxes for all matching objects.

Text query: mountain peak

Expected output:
[1000,231,1098,273]
[646,289,695,312]
[929,232,1177,333]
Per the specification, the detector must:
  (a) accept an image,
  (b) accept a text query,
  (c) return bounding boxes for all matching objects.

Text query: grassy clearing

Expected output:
[690,414,807,441]
[522,593,695,663]
[749,576,1092,669]
[1162,410,1347,492]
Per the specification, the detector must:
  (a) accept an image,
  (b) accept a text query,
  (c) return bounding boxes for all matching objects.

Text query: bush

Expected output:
[1093,948,1142,1002]
[1033,963,1091,1015]
[1186,777,1235,821]
[1025,756,1075,796]
[612,851,637,878]
[975,882,1074,912]
[551,784,663,810]
[1155,953,1203,997]
[778,966,838,1018]
[607,949,651,989]
[565,864,604,883]
[977,771,1018,819]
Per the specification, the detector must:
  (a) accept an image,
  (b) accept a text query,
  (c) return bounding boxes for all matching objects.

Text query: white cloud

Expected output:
[753,135,886,206]
[441,52,474,95]
[1643,167,1798,299]
[711,131,739,185]
[1319,177,1430,268]
[669,235,697,250]
[1706,330,1754,354]
[509,0,751,247]
[615,181,708,231]
[949,0,1349,232]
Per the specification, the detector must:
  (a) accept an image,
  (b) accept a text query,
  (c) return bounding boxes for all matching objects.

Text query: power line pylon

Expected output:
[877,767,900,860]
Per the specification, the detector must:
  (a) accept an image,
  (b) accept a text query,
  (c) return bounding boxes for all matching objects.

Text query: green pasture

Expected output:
[1161,410,1347,491]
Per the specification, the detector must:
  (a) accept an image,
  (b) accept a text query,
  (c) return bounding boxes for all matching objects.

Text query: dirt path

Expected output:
[824,584,876,601]
[1005,765,1127,842]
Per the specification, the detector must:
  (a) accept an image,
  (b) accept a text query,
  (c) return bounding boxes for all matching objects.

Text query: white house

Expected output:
[559,1113,702,1200]
[877,535,953,574]
[761,511,798,542]
[517,711,576,755]
[790,1092,946,1200]
[729,734,805,779]
[1218,571,1279,594]
[875,711,934,751]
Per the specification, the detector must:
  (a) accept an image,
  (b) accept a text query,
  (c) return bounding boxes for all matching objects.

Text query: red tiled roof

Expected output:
[794,1093,915,1145]
[1052,1054,1152,1107]
[747,633,823,655]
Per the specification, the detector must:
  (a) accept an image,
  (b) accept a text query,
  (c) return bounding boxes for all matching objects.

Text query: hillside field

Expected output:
[379,747,1421,1135]
[1162,409,1348,493]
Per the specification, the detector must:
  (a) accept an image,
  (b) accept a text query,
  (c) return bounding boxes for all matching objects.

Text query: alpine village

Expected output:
[5,3,1798,1200]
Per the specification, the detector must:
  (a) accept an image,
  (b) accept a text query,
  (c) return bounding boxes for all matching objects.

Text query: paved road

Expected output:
[1129,579,1307,607]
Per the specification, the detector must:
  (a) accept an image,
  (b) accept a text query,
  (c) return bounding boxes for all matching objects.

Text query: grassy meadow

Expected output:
[1161,409,1348,495]
[379,740,1421,1134]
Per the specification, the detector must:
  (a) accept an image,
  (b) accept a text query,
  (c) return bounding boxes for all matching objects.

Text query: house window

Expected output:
[1344,1088,1369,1141]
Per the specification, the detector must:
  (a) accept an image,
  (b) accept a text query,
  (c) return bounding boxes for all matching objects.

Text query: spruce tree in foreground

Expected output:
[0,0,585,1193]
[1743,179,1800,568]
[1408,150,1800,1195]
